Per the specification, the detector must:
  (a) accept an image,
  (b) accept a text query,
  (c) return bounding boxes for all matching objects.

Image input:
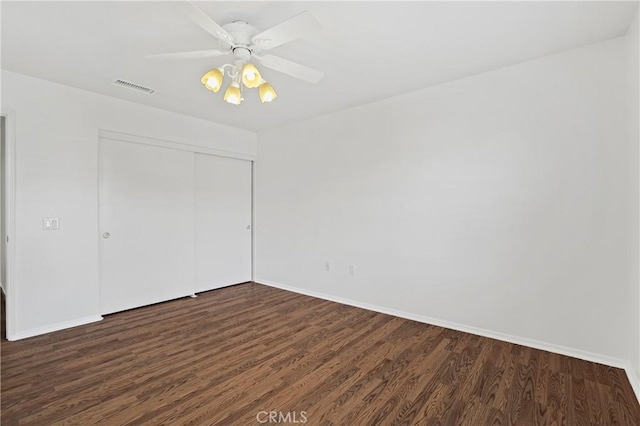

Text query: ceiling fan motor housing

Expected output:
[232,47,252,62]
[223,21,259,50]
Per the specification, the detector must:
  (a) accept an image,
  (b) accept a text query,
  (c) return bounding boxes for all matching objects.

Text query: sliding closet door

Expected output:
[195,153,252,292]
[99,139,194,314]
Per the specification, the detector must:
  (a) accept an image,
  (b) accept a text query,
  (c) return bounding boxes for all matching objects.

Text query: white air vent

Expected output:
[112,79,156,94]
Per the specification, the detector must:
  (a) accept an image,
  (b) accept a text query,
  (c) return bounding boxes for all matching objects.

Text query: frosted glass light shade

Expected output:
[201,69,224,92]
[242,63,262,88]
[224,83,242,105]
[258,82,277,103]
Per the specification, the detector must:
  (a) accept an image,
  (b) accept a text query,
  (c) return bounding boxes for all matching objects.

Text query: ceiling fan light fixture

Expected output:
[224,82,243,105]
[242,63,262,88]
[201,68,224,92]
[169,5,323,106]
[258,82,278,103]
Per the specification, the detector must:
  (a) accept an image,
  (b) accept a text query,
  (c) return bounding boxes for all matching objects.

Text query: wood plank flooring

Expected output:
[2,283,639,425]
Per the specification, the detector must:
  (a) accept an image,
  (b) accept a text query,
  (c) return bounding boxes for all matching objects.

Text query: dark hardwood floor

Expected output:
[2,283,639,425]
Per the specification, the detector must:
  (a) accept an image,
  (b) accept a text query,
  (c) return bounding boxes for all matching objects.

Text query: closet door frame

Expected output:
[97,129,255,307]
[98,130,255,161]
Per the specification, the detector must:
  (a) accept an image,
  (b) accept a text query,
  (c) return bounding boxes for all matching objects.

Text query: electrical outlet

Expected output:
[349,264,356,275]
[324,261,331,272]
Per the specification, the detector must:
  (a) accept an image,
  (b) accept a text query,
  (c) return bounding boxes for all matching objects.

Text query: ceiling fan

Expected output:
[146,2,324,105]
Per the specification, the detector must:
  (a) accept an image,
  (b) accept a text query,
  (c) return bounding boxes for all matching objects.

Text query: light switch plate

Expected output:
[43,217,60,230]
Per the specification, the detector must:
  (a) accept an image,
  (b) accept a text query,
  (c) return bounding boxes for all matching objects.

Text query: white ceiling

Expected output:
[2,1,638,132]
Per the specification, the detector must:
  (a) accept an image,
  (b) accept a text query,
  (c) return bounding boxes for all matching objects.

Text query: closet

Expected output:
[98,134,251,315]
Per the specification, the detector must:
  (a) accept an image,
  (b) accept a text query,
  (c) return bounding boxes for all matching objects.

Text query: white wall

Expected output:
[1,70,256,339]
[256,37,631,363]
[627,8,640,391]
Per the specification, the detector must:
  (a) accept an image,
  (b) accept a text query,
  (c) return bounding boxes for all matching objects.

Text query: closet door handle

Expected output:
[103,232,111,239]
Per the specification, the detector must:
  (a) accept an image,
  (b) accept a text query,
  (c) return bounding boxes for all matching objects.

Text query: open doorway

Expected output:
[1,115,6,339]
[0,111,14,341]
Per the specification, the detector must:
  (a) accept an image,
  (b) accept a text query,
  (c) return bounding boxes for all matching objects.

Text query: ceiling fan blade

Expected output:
[257,54,324,84]
[176,2,234,46]
[252,11,322,51]
[145,49,230,60]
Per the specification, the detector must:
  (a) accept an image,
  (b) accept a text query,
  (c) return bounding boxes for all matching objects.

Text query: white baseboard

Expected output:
[625,365,640,404]
[257,279,640,404]
[8,315,103,341]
